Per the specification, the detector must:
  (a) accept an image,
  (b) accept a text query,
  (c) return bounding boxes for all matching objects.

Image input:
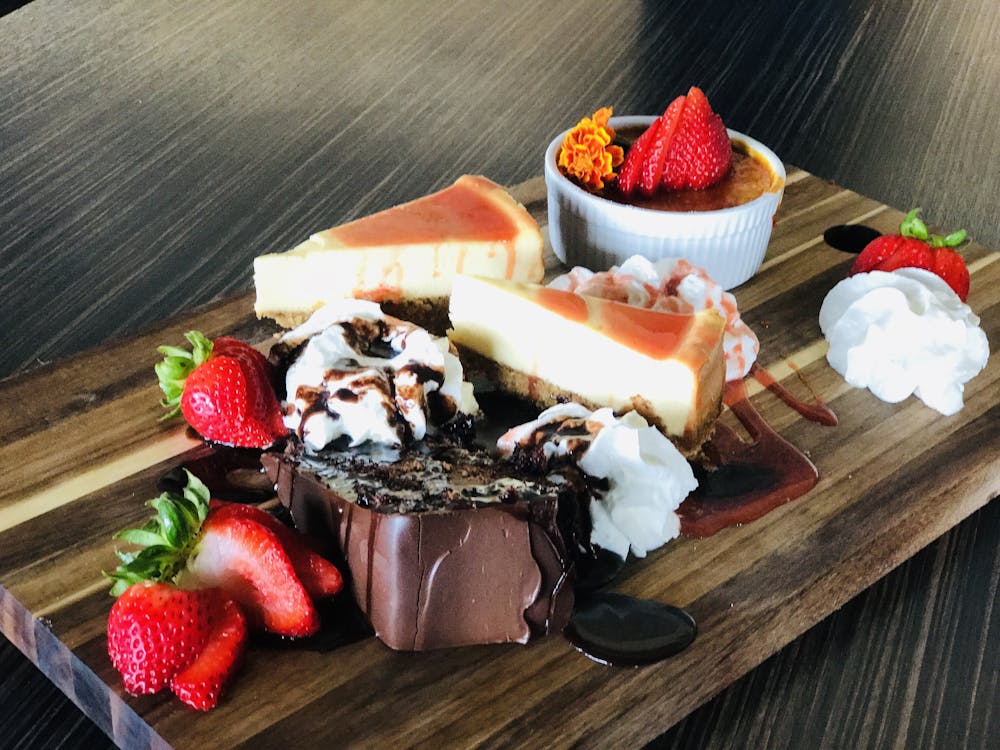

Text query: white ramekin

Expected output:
[544,115,785,290]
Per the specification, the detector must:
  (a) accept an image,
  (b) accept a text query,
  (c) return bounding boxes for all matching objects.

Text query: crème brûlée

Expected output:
[448,275,727,456]
[254,175,544,330]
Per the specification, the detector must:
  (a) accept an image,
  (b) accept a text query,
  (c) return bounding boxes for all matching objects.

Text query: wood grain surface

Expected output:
[2,0,999,748]
[1,174,998,749]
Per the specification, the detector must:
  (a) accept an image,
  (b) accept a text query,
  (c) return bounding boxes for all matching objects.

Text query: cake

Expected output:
[261,301,591,650]
[254,175,545,331]
[447,275,727,456]
[261,436,587,651]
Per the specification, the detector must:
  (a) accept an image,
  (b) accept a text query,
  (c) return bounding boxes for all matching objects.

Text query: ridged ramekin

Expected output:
[544,115,785,290]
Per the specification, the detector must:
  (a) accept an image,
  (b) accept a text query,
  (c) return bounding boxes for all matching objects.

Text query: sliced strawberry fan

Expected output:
[105,470,343,709]
[618,86,733,196]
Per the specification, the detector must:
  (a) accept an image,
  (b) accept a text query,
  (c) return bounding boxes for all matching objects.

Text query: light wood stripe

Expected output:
[0,430,200,533]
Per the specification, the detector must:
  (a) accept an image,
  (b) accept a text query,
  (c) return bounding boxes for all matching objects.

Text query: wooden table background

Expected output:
[1,0,998,748]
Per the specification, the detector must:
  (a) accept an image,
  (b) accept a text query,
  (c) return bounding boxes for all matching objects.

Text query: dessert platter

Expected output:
[1,90,998,749]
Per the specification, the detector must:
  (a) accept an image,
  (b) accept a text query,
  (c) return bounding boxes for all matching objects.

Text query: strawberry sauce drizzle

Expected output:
[677,378,820,538]
[749,363,838,426]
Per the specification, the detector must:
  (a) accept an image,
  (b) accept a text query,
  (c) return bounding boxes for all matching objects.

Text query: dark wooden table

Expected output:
[1,1,997,747]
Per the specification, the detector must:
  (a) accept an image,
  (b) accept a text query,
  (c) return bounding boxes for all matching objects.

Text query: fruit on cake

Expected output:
[447,275,727,456]
[253,175,544,331]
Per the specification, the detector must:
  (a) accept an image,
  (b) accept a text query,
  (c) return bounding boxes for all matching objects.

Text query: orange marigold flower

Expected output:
[558,106,625,191]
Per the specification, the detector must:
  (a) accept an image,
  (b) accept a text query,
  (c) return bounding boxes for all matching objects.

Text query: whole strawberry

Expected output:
[156,331,287,448]
[849,208,970,301]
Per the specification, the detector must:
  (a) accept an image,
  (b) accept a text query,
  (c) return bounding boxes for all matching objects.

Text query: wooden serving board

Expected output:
[1,171,998,750]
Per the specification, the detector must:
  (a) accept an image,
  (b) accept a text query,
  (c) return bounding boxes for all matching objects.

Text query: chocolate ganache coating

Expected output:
[261,437,586,651]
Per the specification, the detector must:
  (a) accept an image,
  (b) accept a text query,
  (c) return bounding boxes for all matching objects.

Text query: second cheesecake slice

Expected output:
[448,275,726,456]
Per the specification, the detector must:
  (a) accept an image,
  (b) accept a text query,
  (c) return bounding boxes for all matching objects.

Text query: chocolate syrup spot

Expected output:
[574,548,627,593]
[823,224,881,254]
[749,363,837,426]
[159,445,274,502]
[678,379,819,537]
[565,592,696,666]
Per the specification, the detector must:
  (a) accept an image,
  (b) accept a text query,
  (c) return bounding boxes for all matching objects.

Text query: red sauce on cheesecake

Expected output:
[531,287,723,361]
[328,176,520,246]
[600,128,775,212]
[534,287,589,323]
[595,302,691,359]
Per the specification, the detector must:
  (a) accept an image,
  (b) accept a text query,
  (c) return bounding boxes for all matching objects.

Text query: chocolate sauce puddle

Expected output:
[678,379,820,538]
[823,224,881,254]
[566,592,696,666]
[574,548,627,593]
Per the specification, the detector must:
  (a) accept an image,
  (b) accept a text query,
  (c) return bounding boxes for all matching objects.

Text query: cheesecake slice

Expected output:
[448,275,727,455]
[254,175,544,331]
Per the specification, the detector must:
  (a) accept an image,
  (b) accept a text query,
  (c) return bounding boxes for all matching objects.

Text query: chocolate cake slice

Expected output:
[261,435,589,651]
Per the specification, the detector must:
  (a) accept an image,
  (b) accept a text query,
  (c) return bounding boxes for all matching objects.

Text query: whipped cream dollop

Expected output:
[819,268,989,415]
[277,300,478,452]
[549,254,759,381]
[498,403,697,560]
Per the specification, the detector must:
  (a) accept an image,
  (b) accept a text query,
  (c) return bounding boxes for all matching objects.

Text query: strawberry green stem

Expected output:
[899,208,966,248]
[155,331,214,419]
[104,469,211,596]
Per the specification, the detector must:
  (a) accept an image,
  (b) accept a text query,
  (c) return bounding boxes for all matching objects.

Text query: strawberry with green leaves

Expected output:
[106,471,344,708]
[107,470,341,637]
[618,86,732,196]
[157,331,287,448]
[849,208,970,301]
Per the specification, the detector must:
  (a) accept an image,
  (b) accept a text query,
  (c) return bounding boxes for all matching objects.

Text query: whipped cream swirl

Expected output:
[819,268,989,415]
[278,300,478,452]
[498,403,696,559]
[549,254,759,381]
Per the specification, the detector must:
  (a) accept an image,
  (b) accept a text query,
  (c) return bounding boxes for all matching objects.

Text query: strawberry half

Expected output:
[638,97,684,195]
[617,117,660,195]
[209,500,343,599]
[849,208,970,301]
[661,86,733,190]
[156,331,286,448]
[181,512,320,637]
[107,582,228,696]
